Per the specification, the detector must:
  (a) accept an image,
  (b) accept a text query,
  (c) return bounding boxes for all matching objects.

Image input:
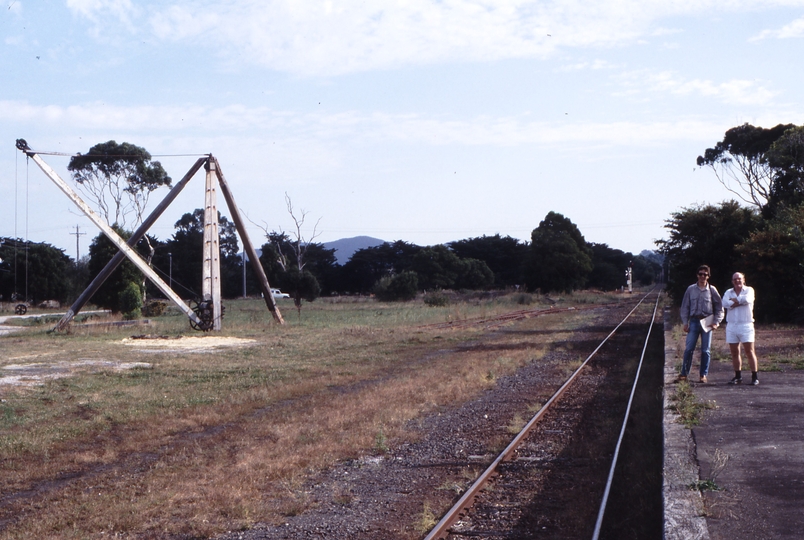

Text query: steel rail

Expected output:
[591,291,662,539]
[423,289,657,540]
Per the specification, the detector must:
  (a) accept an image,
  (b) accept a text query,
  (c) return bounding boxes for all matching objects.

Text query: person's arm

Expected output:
[680,288,691,330]
[743,287,755,306]
[711,286,724,325]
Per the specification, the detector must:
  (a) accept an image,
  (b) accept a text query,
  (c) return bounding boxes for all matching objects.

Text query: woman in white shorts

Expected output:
[722,272,759,385]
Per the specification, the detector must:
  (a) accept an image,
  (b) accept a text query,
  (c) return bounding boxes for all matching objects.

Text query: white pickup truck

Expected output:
[270,288,290,298]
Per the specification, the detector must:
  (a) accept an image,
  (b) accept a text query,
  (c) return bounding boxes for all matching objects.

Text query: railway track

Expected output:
[425,290,664,540]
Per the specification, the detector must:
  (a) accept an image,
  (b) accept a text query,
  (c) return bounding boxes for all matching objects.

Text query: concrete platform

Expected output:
[664,310,804,540]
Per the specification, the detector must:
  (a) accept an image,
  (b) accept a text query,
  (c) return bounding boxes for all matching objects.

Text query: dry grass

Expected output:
[0,291,630,538]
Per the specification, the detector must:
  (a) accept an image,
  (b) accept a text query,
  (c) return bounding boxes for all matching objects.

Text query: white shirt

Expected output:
[723,286,755,324]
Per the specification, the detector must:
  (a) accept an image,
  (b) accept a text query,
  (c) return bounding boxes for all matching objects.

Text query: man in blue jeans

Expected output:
[679,265,724,383]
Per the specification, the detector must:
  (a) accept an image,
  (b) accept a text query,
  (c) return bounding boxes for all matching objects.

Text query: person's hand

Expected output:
[683,323,690,333]
[711,323,719,330]
[730,298,739,307]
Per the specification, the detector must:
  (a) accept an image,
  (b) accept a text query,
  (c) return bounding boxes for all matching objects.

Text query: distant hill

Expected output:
[323,236,386,265]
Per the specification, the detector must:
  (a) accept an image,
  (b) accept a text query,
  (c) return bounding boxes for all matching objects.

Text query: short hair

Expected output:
[697,265,710,275]
[732,272,746,282]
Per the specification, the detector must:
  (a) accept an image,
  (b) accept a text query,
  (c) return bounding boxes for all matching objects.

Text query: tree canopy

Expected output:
[0,238,75,304]
[697,123,795,212]
[68,141,171,229]
[737,205,804,322]
[525,212,593,293]
[448,234,527,288]
[765,126,804,217]
[656,201,761,306]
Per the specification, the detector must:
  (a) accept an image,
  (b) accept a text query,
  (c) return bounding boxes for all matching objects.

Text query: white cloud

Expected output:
[750,16,804,41]
[66,0,138,35]
[614,70,778,106]
[140,0,785,75]
[558,59,618,72]
[56,0,804,75]
[0,99,719,152]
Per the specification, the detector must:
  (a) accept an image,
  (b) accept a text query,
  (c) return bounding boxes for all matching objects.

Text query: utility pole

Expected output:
[71,225,86,263]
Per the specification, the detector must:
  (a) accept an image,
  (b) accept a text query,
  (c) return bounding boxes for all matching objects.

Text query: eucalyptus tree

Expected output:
[68,141,172,230]
[69,141,172,302]
[697,123,794,211]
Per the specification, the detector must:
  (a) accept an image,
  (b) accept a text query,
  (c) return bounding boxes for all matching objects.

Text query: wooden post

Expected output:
[203,160,223,331]
[212,157,284,324]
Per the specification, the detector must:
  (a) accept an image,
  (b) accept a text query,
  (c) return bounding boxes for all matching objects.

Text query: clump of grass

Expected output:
[374,427,389,454]
[415,501,439,534]
[527,402,543,414]
[690,448,730,491]
[505,414,525,435]
[436,479,465,495]
[670,381,716,427]
[690,479,721,492]
[562,357,585,377]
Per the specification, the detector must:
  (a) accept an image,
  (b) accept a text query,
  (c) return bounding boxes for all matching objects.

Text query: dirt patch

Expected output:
[120,335,256,353]
[0,360,152,387]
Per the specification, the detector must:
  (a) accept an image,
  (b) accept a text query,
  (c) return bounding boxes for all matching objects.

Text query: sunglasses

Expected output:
[698,272,709,277]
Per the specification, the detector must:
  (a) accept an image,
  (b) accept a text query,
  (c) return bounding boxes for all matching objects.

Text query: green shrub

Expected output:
[120,281,143,320]
[374,271,419,302]
[423,291,449,307]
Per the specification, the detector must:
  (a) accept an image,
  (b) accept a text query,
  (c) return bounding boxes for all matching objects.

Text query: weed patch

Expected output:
[670,381,715,428]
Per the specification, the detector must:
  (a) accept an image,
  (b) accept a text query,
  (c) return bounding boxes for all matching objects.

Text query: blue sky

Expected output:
[2,1,803,260]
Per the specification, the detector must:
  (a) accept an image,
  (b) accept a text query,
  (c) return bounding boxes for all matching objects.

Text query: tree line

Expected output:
[1,214,660,311]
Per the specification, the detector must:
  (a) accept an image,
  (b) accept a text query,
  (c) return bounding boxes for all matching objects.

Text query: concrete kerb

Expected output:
[663,307,710,540]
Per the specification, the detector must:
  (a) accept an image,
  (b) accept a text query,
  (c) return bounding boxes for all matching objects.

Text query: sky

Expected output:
[2,0,803,262]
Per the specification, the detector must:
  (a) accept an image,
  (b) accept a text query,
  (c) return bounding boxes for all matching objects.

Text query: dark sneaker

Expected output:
[751,377,759,386]
[729,376,742,385]
[676,375,688,382]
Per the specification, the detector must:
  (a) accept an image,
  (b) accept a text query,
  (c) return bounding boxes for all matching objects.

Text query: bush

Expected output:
[120,281,143,320]
[423,291,449,307]
[374,271,419,302]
